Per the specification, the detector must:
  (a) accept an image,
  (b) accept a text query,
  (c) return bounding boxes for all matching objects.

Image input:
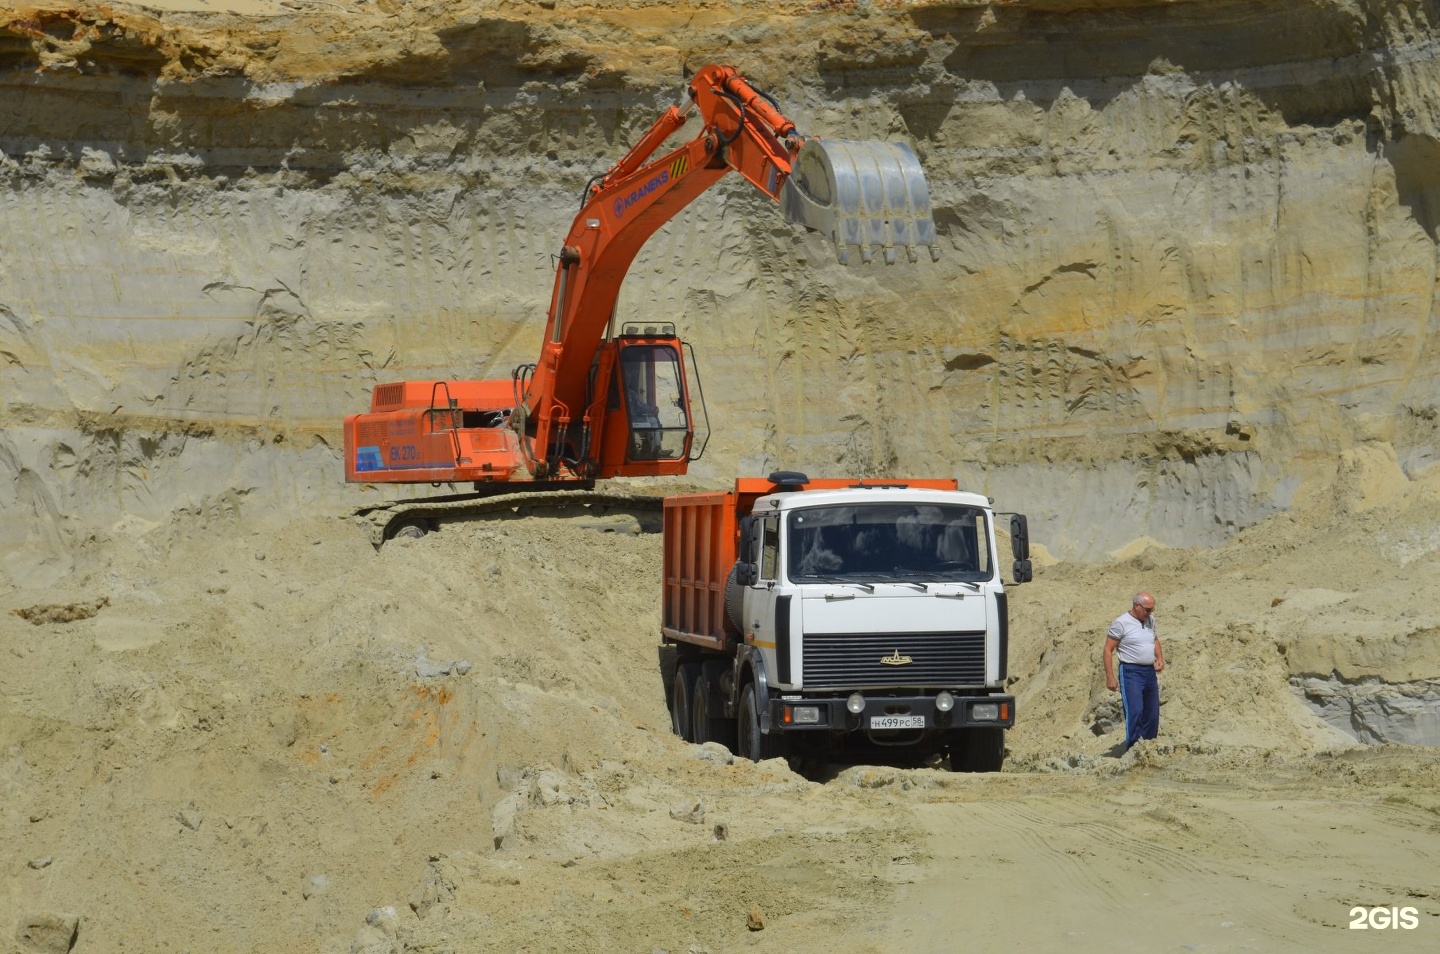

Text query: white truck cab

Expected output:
[674,474,1030,770]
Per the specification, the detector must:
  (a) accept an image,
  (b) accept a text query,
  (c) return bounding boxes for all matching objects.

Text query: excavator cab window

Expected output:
[619,344,690,461]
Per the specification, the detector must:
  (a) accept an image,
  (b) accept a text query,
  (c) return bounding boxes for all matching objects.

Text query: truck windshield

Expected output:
[786,503,992,583]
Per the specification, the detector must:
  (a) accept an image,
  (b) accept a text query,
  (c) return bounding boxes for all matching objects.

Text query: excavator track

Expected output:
[353,489,665,548]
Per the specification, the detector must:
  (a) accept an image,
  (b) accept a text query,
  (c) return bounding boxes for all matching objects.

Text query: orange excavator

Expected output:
[345,65,938,539]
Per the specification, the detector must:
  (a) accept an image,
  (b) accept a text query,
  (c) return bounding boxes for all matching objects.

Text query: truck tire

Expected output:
[949,727,1005,773]
[738,684,786,762]
[692,674,737,752]
[657,645,679,710]
[671,663,701,742]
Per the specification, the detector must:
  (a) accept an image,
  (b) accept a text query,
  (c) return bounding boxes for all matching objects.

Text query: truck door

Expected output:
[748,512,794,690]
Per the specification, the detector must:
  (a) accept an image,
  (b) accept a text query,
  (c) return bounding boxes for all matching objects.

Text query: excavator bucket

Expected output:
[781,138,941,265]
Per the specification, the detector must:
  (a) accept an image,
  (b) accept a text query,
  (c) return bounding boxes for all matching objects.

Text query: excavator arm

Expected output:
[520,64,938,478]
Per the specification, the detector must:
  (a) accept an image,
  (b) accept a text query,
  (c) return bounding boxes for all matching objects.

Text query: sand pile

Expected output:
[2,464,1438,952]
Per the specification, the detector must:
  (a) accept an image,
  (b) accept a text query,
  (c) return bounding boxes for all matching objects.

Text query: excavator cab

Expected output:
[593,323,706,477]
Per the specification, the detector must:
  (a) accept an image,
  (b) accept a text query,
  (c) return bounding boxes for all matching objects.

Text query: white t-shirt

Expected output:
[1107,612,1157,666]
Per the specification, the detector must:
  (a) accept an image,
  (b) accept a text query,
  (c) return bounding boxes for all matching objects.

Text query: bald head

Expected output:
[1131,591,1155,621]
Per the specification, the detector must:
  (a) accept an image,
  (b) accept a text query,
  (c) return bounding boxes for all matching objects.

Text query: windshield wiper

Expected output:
[858,576,927,590]
[864,570,929,591]
[880,568,984,585]
[803,576,875,592]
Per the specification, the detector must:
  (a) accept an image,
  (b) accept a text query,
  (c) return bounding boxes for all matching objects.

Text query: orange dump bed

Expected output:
[662,490,743,651]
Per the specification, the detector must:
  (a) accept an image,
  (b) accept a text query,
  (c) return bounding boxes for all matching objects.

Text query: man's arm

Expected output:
[1104,637,1120,691]
[1153,633,1165,673]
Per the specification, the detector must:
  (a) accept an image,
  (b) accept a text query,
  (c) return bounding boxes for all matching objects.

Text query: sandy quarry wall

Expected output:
[3,0,1440,572]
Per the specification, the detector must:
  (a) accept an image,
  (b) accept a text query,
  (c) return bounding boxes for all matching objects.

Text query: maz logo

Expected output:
[1349,906,1419,930]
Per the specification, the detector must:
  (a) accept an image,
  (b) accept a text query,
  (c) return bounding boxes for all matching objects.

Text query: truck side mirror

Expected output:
[739,515,759,560]
[1009,514,1030,561]
[735,562,759,587]
[1003,513,1032,584]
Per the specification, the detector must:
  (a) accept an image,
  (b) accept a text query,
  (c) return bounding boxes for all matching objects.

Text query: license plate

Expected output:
[870,714,925,730]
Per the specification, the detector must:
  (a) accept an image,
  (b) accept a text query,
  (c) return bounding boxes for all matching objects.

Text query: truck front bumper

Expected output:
[768,693,1015,733]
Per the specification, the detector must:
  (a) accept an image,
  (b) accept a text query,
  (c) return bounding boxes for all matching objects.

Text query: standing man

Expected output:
[1103,591,1165,750]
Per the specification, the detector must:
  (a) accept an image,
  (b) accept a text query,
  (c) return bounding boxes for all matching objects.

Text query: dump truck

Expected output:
[659,473,1031,771]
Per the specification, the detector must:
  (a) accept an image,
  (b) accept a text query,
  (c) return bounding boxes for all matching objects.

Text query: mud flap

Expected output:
[781,138,941,265]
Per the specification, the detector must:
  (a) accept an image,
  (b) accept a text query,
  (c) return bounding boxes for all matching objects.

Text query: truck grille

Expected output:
[802,631,987,689]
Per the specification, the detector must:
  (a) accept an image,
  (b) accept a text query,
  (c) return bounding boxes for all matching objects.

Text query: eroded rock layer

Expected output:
[3,0,1440,563]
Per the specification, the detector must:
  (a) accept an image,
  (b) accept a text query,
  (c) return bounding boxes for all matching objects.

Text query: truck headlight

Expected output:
[792,706,821,725]
[846,693,866,714]
[935,691,955,712]
[971,702,999,722]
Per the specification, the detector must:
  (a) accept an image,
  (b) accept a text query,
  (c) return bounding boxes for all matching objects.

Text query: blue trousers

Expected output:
[1119,662,1160,748]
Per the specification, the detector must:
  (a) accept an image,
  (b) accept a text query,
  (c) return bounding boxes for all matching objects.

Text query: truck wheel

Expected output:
[691,679,711,745]
[671,663,700,742]
[949,727,1005,773]
[657,645,679,711]
[692,675,737,752]
[738,684,786,762]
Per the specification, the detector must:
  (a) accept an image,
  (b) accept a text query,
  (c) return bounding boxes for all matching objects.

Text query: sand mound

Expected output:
[2,471,1438,950]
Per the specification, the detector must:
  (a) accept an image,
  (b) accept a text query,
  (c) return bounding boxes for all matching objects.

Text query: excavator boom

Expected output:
[344,66,940,508]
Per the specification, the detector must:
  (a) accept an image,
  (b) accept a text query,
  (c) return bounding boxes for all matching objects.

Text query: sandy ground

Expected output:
[2,0,1438,949]
[887,763,1440,954]
[3,460,1440,953]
